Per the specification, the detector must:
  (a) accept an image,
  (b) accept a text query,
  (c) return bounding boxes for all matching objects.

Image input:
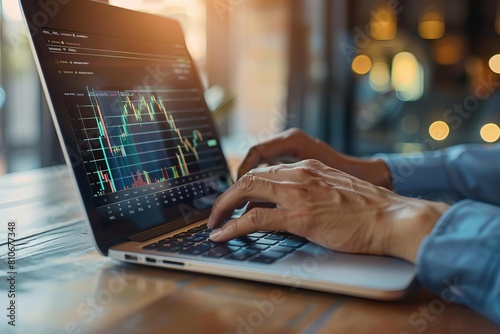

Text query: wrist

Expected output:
[386,200,449,263]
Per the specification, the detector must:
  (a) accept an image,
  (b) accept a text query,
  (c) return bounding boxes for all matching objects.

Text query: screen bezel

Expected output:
[20,0,231,255]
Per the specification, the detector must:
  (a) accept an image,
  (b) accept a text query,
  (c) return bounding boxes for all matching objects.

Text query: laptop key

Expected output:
[274,231,293,238]
[158,237,175,244]
[249,250,287,264]
[280,239,306,248]
[179,244,212,256]
[261,250,287,259]
[156,246,182,253]
[171,241,194,250]
[234,237,258,243]
[195,231,211,238]
[171,240,193,246]
[198,241,218,248]
[289,235,308,242]
[184,236,207,242]
[254,239,279,246]
[227,240,249,247]
[226,249,259,261]
[174,232,193,239]
[270,246,295,254]
[264,235,287,241]
[202,245,240,258]
[248,244,270,251]
[247,232,268,238]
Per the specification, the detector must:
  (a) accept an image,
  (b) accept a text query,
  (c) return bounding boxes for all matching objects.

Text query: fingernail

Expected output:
[207,215,212,228]
[210,229,222,241]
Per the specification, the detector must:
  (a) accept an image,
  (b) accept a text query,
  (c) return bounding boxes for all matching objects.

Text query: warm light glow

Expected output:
[489,54,500,74]
[352,55,373,75]
[391,52,424,101]
[110,0,207,64]
[480,123,500,143]
[433,36,464,65]
[419,7,445,40]
[429,121,450,141]
[369,62,391,92]
[2,0,23,21]
[370,7,397,41]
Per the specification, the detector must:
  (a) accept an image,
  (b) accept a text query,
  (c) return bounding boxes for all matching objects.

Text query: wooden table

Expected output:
[0,166,498,334]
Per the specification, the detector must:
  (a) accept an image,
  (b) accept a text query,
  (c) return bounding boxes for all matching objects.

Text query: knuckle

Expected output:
[248,145,260,155]
[287,127,304,138]
[227,221,240,236]
[302,159,323,169]
[247,209,261,227]
[245,146,262,162]
[296,166,312,176]
[213,194,225,208]
[236,174,256,193]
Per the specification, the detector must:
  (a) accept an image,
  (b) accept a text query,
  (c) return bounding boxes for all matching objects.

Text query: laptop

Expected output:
[20,0,415,300]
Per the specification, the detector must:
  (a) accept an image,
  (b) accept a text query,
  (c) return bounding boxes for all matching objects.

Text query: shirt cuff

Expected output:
[416,200,500,325]
[375,151,451,196]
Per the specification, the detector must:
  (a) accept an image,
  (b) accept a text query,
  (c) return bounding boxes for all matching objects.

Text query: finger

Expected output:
[243,201,276,215]
[233,165,292,210]
[210,207,286,242]
[237,131,304,179]
[208,174,296,229]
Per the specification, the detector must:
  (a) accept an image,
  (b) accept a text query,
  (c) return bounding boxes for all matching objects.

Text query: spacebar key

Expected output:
[202,245,240,258]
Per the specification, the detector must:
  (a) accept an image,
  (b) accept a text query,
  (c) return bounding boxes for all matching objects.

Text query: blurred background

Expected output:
[0,0,499,175]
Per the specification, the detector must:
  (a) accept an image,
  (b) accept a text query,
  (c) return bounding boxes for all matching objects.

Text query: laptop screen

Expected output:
[21,1,231,252]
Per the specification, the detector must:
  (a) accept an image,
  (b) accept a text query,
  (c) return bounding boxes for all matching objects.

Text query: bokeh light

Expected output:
[480,123,500,143]
[392,52,424,101]
[369,62,391,92]
[429,121,450,141]
[419,7,445,40]
[352,55,373,75]
[489,54,500,74]
[370,6,397,41]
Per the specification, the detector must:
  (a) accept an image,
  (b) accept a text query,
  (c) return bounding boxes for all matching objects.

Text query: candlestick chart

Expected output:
[69,88,221,197]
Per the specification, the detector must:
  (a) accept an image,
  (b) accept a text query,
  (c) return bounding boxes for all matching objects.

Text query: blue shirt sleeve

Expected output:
[377,145,500,324]
[416,200,500,325]
[376,144,500,206]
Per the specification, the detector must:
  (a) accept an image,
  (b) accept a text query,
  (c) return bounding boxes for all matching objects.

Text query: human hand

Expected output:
[237,128,393,189]
[209,160,449,263]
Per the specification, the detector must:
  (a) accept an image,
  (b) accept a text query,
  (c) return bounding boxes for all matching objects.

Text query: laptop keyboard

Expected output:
[143,224,308,264]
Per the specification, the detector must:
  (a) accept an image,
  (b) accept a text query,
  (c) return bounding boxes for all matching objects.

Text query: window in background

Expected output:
[222,0,290,158]
[0,0,45,174]
[348,0,500,156]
